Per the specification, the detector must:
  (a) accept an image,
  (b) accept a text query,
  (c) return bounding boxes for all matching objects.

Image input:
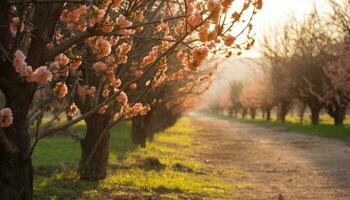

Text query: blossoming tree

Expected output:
[0,0,262,198]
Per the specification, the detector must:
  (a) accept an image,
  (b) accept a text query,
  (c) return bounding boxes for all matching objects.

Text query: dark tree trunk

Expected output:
[262,109,265,119]
[131,115,150,147]
[250,108,256,120]
[309,106,320,125]
[266,109,271,121]
[234,108,238,117]
[242,108,247,119]
[277,103,288,122]
[0,86,35,200]
[79,114,110,181]
[298,104,306,124]
[332,105,346,126]
[0,2,63,199]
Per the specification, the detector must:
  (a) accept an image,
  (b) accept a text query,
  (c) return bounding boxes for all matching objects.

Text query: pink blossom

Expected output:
[28,66,52,84]
[0,108,13,128]
[10,17,20,37]
[129,83,137,90]
[224,35,236,46]
[113,79,122,88]
[55,53,70,66]
[67,103,79,116]
[54,82,68,98]
[116,14,133,29]
[102,25,114,33]
[140,46,159,68]
[132,103,143,114]
[13,50,32,77]
[93,61,108,72]
[207,0,221,12]
[188,12,202,28]
[102,89,110,97]
[71,60,82,70]
[112,0,122,8]
[192,46,209,62]
[117,91,128,105]
[93,37,112,58]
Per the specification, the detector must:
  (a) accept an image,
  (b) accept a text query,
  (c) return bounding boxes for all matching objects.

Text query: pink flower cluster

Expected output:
[67,103,79,117]
[28,66,52,84]
[54,82,68,98]
[192,46,209,62]
[176,46,209,71]
[123,103,150,119]
[117,43,132,64]
[10,17,20,37]
[117,91,128,105]
[55,54,70,66]
[224,35,236,46]
[13,50,32,77]
[92,37,112,58]
[13,50,52,84]
[116,14,133,29]
[140,46,159,68]
[93,61,108,72]
[0,108,13,128]
[71,60,82,70]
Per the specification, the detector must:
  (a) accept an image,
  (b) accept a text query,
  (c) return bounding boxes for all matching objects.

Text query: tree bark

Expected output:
[266,108,271,121]
[0,86,35,200]
[333,105,346,126]
[79,114,110,181]
[309,106,320,125]
[262,109,265,119]
[242,108,247,119]
[250,108,256,120]
[131,115,150,147]
[277,103,288,122]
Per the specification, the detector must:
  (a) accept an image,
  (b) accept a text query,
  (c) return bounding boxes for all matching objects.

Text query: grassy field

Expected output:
[33,118,239,199]
[219,114,350,139]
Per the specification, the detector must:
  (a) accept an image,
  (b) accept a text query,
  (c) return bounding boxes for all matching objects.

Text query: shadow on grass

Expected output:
[33,118,236,199]
[33,121,137,199]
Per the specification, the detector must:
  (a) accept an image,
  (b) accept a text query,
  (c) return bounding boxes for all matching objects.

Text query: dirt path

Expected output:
[190,115,350,200]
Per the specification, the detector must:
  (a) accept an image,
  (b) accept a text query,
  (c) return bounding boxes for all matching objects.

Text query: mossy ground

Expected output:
[33,118,245,199]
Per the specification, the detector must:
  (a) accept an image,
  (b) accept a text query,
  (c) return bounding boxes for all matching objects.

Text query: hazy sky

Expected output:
[244,0,331,57]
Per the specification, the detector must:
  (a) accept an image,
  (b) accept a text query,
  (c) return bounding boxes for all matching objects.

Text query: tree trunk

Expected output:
[131,115,150,147]
[277,103,288,122]
[262,109,265,119]
[250,108,256,120]
[309,106,320,125]
[266,109,271,121]
[0,1,63,198]
[242,108,247,119]
[0,87,34,200]
[79,114,110,181]
[333,106,346,126]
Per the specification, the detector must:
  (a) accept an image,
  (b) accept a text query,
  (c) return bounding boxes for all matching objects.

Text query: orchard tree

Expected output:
[229,80,243,117]
[0,0,262,198]
[322,42,350,125]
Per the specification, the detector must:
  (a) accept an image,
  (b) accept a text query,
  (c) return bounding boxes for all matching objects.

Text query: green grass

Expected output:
[33,118,240,199]
[218,114,350,140]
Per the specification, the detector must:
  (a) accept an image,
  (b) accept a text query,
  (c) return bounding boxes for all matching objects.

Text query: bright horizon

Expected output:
[243,0,331,57]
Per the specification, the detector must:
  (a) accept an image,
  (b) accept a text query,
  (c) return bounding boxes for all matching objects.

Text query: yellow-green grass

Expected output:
[33,118,242,199]
[218,114,350,139]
